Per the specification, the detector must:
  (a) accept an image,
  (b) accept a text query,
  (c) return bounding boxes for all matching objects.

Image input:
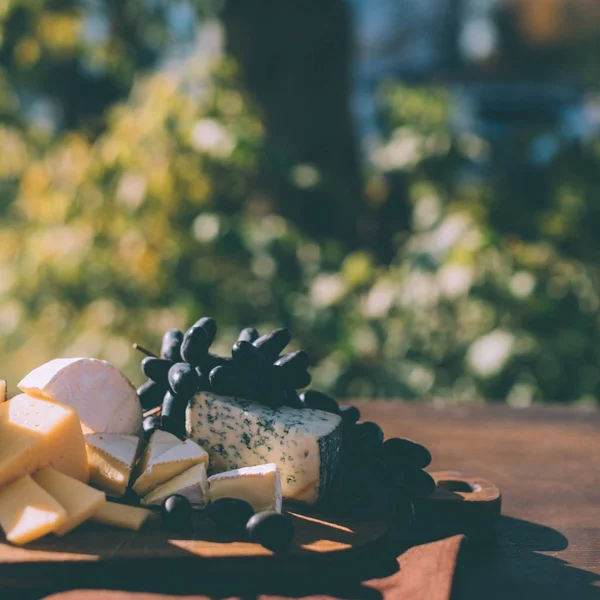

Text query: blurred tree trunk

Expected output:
[222,0,363,248]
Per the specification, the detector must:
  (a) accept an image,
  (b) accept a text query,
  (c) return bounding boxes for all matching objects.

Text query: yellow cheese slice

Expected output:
[32,467,105,536]
[92,502,152,531]
[85,433,140,497]
[132,431,208,496]
[0,475,67,545]
[0,394,89,487]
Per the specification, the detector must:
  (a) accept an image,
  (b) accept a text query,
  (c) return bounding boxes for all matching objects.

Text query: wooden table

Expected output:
[3,401,599,599]
[358,400,600,599]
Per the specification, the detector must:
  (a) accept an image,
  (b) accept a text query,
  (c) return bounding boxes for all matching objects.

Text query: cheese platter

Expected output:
[0,317,501,595]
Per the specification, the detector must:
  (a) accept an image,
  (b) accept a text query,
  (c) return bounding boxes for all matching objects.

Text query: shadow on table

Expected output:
[455,515,600,600]
[4,556,395,600]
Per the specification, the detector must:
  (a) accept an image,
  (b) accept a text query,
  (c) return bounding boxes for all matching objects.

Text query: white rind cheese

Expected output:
[208,463,282,513]
[18,358,143,436]
[132,431,209,496]
[85,433,140,496]
[186,392,342,504]
[142,463,208,508]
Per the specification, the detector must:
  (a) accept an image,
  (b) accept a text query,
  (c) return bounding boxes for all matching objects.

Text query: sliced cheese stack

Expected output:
[187,392,342,504]
[92,502,152,531]
[32,467,105,536]
[18,358,143,435]
[0,394,89,486]
[85,433,140,496]
[142,463,208,508]
[0,475,67,545]
[208,463,282,513]
[132,430,209,496]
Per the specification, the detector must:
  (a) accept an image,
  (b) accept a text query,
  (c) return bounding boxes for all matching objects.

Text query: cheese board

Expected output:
[0,317,501,597]
[0,471,500,599]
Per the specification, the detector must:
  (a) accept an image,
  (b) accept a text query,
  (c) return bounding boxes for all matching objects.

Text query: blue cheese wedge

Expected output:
[208,463,282,513]
[186,392,342,504]
[85,433,140,497]
[141,463,208,508]
[132,430,209,496]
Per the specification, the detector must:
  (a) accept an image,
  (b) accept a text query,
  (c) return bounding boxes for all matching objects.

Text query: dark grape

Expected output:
[350,421,384,450]
[180,325,209,366]
[161,495,192,529]
[339,404,361,425]
[168,363,200,398]
[137,380,166,410]
[160,329,184,362]
[288,370,312,390]
[282,389,305,409]
[142,415,160,440]
[195,366,211,391]
[209,366,241,396]
[274,351,310,373]
[232,341,269,374]
[192,317,217,346]
[375,457,435,498]
[160,391,188,438]
[141,357,173,384]
[253,379,286,408]
[253,328,292,361]
[382,438,432,469]
[301,390,340,414]
[206,498,254,534]
[238,327,259,343]
[397,467,436,497]
[197,353,232,373]
[246,511,295,552]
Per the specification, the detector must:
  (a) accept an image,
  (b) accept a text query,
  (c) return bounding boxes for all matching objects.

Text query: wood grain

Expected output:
[357,400,600,599]
[0,510,388,562]
[2,400,599,600]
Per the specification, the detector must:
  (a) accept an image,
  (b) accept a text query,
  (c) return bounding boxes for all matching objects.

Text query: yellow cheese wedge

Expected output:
[0,475,67,545]
[91,502,152,531]
[32,467,105,536]
[85,433,140,497]
[0,380,6,402]
[132,431,209,496]
[0,394,89,487]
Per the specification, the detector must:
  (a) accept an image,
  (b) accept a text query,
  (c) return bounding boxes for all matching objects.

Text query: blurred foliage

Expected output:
[2,7,600,405]
[0,0,210,132]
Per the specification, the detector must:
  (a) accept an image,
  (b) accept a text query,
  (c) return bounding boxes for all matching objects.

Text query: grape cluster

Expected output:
[136,318,314,439]
[317,403,436,517]
[160,494,295,552]
[136,316,436,518]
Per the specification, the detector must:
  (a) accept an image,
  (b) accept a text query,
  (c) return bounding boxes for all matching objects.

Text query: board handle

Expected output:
[413,471,501,542]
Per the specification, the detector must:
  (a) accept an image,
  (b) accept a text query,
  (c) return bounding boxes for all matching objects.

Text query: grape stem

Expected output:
[132,343,157,358]
[143,405,162,418]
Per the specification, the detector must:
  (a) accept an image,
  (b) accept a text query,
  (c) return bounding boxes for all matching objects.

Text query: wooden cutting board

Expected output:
[0,472,500,596]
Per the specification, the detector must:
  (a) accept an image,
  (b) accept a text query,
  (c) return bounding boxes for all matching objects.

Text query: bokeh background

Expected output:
[2,0,600,404]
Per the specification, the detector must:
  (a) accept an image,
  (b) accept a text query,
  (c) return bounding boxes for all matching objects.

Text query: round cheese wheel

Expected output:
[18,358,143,436]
